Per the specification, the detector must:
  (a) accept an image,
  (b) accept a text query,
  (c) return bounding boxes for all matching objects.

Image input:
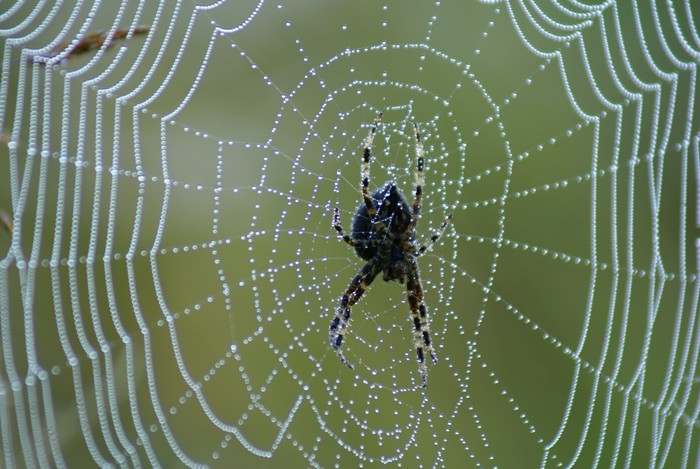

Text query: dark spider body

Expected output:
[352,182,416,266]
[330,113,452,387]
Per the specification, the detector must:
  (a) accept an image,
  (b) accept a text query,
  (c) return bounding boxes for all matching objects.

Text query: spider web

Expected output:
[0,0,698,467]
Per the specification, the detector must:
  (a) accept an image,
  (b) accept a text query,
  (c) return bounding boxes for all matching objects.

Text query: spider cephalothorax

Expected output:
[330,112,452,387]
[352,183,414,283]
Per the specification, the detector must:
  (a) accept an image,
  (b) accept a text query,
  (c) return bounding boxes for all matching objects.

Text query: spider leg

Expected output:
[410,123,424,229]
[406,263,437,387]
[417,213,453,255]
[361,112,388,236]
[332,207,381,250]
[329,258,380,369]
[411,123,453,254]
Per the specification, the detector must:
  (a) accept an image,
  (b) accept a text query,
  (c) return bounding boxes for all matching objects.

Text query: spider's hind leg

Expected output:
[406,266,437,387]
[330,259,380,370]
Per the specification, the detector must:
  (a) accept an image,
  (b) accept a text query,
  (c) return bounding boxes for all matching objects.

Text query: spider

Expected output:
[330,112,452,387]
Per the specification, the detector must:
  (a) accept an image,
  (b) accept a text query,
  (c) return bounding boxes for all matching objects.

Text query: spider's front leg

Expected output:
[332,207,380,250]
[329,258,380,369]
[406,264,437,387]
[361,112,389,237]
[411,123,425,228]
[417,213,453,255]
[411,123,453,254]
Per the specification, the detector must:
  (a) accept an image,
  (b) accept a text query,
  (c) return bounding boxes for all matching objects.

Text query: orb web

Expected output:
[0,1,697,467]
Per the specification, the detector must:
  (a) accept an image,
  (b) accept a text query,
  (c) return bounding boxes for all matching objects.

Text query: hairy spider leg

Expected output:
[411,123,425,229]
[361,112,389,236]
[410,123,454,256]
[406,263,437,387]
[332,207,382,250]
[417,213,453,255]
[329,258,381,369]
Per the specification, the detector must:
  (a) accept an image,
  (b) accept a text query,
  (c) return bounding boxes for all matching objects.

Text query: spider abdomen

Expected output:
[351,182,414,261]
